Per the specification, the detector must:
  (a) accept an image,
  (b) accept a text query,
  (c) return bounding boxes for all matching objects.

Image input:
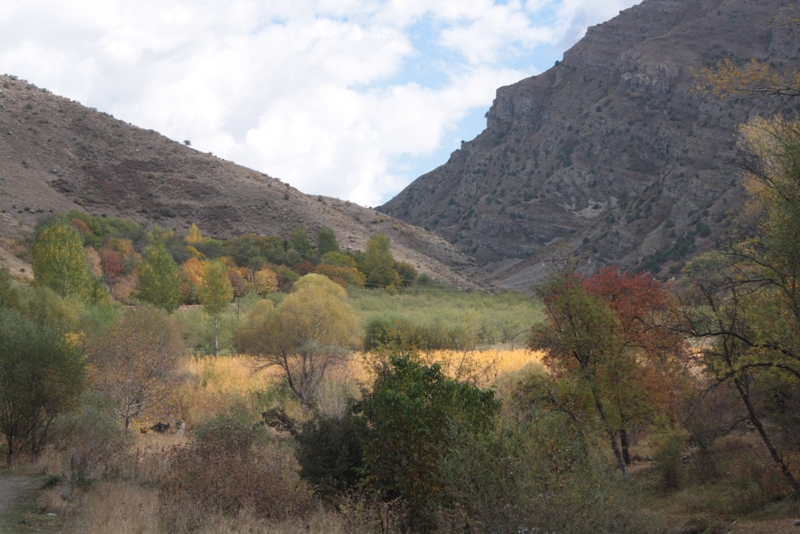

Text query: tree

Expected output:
[32,222,95,302]
[362,233,401,289]
[530,271,630,476]
[136,242,182,313]
[678,116,800,511]
[86,307,185,433]
[394,261,418,287]
[360,355,499,529]
[290,227,312,256]
[317,226,339,255]
[0,308,85,463]
[253,267,278,295]
[197,260,234,355]
[234,280,360,410]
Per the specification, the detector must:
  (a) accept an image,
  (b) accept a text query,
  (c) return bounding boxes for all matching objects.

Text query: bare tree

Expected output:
[87,306,185,433]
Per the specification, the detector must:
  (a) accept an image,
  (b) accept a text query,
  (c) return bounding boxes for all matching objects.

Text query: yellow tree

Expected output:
[87,307,185,433]
[32,222,95,302]
[235,276,360,410]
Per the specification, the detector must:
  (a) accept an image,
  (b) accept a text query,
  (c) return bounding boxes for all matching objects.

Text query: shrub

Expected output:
[360,355,499,530]
[439,415,655,534]
[294,411,367,498]
[159,418,311,531]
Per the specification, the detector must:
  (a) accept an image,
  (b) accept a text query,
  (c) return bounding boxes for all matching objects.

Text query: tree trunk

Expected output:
[734,378,800,515]
[588,377,629,477]
[620,428,632,465]
[214,316,219,356]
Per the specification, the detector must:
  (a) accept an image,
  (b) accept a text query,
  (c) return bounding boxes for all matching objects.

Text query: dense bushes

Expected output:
[159,417,311,531]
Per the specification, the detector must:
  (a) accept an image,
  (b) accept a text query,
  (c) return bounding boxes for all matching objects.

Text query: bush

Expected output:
[159,417,311,531]
[439,415,655,534]
[360,355,499,530]
[654,430,688,491]
[294,412,367,498]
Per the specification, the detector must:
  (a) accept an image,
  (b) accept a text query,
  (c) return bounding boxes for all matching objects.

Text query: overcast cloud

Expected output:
[0,0,641,206]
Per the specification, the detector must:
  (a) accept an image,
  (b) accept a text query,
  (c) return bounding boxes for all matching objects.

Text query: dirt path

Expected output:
[0,473,62,533]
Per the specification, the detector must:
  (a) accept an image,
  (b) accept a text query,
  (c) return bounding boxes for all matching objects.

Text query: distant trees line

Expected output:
[26,214,425,313]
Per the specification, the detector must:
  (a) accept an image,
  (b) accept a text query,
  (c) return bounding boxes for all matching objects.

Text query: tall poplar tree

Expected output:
[137,243,182,313]
[198,260,234,355]
[32,222,94,302]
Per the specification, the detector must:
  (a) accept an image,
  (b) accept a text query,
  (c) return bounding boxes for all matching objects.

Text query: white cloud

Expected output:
[0,0,641,206]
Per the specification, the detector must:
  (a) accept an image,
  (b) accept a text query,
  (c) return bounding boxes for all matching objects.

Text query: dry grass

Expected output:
[63,482,160,534]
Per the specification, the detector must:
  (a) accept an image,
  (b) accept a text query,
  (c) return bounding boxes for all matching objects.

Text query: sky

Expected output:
[0,0,641,207]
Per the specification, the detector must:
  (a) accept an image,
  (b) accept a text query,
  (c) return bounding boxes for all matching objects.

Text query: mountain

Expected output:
[379,0,800,291]
[0,74,489,289]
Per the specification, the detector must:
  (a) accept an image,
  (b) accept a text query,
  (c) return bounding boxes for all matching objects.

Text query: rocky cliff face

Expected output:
[379,0,800,290]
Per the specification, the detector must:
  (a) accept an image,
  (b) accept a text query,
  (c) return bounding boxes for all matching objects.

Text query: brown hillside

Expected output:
[379,0,800,291]
[0,74,490,289]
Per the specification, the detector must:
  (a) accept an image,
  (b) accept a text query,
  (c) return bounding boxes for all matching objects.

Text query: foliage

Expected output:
[253,266,278,295]
[363,314,475,354]
[235,283,360,409]
[362,233,401,289]
[317,226,339,255]
[393,261,418,287]
[314,262,366,288]
[136,242,182,313]
[439,414,653,534]
[0,308,85,463]
[530,266,689,475]
[696,58,800,100]
[32,222,97,302]
[359,355,499,529]
[294,411,367,498]
[86,306,185,433]
[290,227,313,255]
[679,116,800,509]
[197,260,234,355]
[160,420,311,530]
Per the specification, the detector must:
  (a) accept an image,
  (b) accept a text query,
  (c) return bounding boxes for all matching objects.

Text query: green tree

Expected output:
[87,307,185,433]
[290,227,312,256]
[234,282,360,410]
[529,271,630,476]
[317,226,339,255]
[362,233,401,289]
[360,355,499,529]
[198,260,234,355]
[136,243,182,313]
[32,222,95,302]
[680,117,800,511]
[0,308,85,463]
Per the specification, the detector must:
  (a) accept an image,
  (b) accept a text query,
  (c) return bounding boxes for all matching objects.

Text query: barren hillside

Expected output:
[0,74,489,289]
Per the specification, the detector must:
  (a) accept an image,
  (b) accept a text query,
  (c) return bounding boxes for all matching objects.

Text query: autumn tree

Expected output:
[234,275,360,410]
[136,242,182,313]
[87,307,185,433]
[253,267,278,295]
[530,267,688,476]
[197,260,234,356]
[679,116,800,511]
[0,308,85,462]
[362,233,401,289]
[32,222,95,302]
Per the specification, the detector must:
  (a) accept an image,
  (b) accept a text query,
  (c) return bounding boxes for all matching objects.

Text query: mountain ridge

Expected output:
[379,0,800,290]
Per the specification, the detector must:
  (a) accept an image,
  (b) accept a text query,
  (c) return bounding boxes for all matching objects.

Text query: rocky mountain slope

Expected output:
[379,0,800,290]
[0,74,491,289]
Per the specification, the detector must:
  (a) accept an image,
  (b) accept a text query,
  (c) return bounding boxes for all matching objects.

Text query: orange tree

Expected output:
[529,266,689,476]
